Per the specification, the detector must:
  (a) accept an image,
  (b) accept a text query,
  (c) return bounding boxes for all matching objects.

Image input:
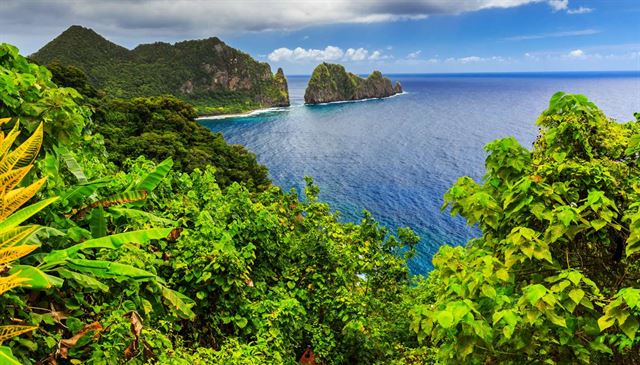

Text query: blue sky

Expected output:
[2,0,639,74]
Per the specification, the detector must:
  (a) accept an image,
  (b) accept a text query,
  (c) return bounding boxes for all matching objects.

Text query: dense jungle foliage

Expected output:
[2,41,640,364]
[31,26,290,115]
[44,61,270,192]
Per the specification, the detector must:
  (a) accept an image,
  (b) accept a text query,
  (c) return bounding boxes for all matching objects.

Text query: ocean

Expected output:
[200,72,640,274]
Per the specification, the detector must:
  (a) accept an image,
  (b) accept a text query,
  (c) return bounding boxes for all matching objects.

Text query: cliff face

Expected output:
[304,63,402,104]
[32,25,289,114]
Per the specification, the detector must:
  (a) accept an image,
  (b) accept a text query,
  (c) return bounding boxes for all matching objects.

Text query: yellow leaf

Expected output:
[0,226,38,250]
[0,178,46,220]
[0,245,38,266]
[0,325,37,343]
[0,273,30,295]
[0,122,43,175]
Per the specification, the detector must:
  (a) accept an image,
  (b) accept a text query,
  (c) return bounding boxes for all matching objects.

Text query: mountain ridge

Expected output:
[32,25,290,115]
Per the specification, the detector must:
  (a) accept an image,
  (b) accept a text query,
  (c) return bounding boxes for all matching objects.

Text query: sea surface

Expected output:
[200,72,640,274]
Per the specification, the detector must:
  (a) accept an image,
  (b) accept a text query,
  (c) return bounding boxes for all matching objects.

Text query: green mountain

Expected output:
[32,25,289,115]
[304,63,402,104]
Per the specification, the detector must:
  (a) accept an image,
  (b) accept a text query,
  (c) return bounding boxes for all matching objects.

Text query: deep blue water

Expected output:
[200,72,640,274]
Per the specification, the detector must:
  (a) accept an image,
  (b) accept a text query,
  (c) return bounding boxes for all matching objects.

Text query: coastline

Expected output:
[196,106,292,120]
[305,91,408,107]
[197,92,408,121]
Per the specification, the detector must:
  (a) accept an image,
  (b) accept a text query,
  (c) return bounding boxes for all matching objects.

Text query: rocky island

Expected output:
[32,25,290,115]
[304,63,402,104]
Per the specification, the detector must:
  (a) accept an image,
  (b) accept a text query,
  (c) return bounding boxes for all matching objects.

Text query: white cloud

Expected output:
[568,49,585,58]
[268,46,388,62]
[268,46,344,62]
[345,48,369,61]
[567,6,593,14]
[548,0,569,11]
[369,50,383,60]
[505,29,599,41]
[407,50,422,59]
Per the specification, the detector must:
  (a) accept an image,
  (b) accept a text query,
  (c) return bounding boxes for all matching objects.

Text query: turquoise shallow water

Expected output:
[200,72,640,273]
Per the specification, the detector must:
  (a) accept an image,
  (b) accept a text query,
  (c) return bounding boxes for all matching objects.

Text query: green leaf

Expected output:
[57,268,109,292]
[525,284,547,305]
[598,315,615,331]
[620,317,639,340]
[568,288,585,304]
[436,310,454,328]
[89,207,107,238]
[43,228,172,263]
[61,152,87,183]
[134,158,173,192]
[66,259,158,280]
[160,285,195,320]
[9,265,61,289]
[590,219,607,231]
[0,346,22,365]
[236,317,248,329]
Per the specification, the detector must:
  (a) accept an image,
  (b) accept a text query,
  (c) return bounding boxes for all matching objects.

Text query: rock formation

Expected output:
[304,63,402,104]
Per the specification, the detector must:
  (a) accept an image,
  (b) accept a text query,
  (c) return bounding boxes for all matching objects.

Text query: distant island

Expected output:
[31,25,289,115]
[304,63,402,104]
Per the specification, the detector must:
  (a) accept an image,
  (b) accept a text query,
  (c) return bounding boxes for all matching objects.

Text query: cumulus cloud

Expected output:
[568,49,586,58]
[547,0,569,11]
[268,46,387,62]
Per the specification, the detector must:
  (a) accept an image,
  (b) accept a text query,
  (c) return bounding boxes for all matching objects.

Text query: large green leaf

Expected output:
[57,268,109,292]
[61,152,87,183]
[9,265,62,289]
[0,346,21,365]
[61,178,110,206]
[89,207,107,238]
[43,228,172,264]
[66,259,160,280]
[134,158,173,192]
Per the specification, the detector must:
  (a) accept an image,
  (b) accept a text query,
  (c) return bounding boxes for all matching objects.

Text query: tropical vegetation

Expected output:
[1,40,639,364]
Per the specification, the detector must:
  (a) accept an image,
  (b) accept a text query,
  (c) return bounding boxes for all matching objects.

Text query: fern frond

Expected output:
[0,178,46,220]
[0,122,43,175]
[0,118,11,127]
[0,245,38,266]
[0,325,37,343]
[0,273,30,295]
[0,226,38,250]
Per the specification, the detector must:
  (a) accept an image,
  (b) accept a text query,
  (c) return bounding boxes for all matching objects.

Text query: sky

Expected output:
[1,0,639,74]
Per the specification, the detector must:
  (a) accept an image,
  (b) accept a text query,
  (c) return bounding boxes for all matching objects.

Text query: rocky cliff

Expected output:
[32,25,289,115]
[304,63,402,104]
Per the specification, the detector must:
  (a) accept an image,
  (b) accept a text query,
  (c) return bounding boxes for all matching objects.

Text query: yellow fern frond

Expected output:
[0,245,38,266]
[0,273,30,295]
[0,118,11,127]
[0,325,37,343]
[0,122,43,175]
[0,166,33,193]
[0,122,21,158]
[0,178,46,220]
[0,226,38,250]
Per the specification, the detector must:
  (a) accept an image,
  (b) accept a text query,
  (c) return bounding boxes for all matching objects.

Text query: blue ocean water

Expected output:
[200,72,640,274]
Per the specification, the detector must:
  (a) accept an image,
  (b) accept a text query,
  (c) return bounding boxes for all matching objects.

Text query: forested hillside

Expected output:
[31,26,290,115]
[1,42,640,364]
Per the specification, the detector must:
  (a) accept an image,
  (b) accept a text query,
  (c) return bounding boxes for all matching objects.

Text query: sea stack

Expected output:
[304,63,403,104]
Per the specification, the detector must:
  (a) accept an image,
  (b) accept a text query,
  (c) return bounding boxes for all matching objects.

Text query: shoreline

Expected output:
[196,106,292,120]
[198,92,408,121]
[305,91,408,107]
